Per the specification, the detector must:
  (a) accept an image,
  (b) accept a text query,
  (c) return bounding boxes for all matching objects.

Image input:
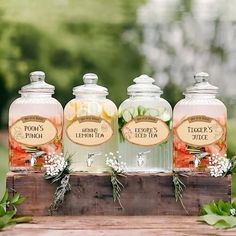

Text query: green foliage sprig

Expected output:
[172,172,188,214]
[106,152,127,209]
[111,171,125,209]
[44,153,71,215]
[200,200,236,229]
[0,190,32,230]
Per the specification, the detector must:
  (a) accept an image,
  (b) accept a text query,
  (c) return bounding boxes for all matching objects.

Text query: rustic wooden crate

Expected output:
[6,172,231,216]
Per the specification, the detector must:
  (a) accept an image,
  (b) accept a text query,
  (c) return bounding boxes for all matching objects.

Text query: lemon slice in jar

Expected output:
[77,103,88,117]
[87,102,102,116]
[102,101,117,118]
[64,101,77,121]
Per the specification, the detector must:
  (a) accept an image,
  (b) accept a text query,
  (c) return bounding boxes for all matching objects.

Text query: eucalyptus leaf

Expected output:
[200,200,236,229]
[200,215,236,229]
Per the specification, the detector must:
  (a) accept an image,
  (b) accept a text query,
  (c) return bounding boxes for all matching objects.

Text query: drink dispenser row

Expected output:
[9,71,227,173]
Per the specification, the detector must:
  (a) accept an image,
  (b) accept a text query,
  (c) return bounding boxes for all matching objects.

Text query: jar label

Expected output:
[66,116,113,146]
[176,115,224,146]
[10,115,57,146]
[121,116,170,146]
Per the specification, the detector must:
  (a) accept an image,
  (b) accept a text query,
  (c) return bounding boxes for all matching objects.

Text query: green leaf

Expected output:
[10,216,33,224]
[0,205,6,216]
[201,200,234,216]
[10,193,20,204]
[0,210,16,229]
[0,191,9,204]
[200,215,236,229]
[138,105,146,116]
[14,197,26,205]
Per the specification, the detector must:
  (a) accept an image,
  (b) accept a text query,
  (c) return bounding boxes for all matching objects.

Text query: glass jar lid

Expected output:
[20,71,55,94]
[73,73,108,96]
[127,74,162,95]
[185,72,218,95]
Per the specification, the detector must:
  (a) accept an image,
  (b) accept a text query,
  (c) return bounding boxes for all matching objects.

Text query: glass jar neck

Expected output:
[129,92,161,98]
[20,92,53,98]
[75,94,107,100]
[184,93,216,99]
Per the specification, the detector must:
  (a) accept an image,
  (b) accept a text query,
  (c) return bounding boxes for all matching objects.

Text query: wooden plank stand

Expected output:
[6,172,231,216]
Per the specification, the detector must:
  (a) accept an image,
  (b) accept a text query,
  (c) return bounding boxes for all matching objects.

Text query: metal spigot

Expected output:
[30,151,45,166]
[194,152,209,168]
[86,153,101,167]
[136,151,151,167]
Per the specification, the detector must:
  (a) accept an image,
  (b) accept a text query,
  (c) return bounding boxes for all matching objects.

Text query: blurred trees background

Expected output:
[0,0,150,128]
[0,0,235,152]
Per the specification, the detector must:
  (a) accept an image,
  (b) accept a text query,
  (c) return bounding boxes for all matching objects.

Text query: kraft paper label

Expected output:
[66,116,113,146]
[10,115,57,146]
[122,116,170,146]
[176,115,224,146]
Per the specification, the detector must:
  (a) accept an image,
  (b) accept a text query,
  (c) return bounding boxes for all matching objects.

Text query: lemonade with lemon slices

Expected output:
[64,73,118,173]
[118,75,172,172]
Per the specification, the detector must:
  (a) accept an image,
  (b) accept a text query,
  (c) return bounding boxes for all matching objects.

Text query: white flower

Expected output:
[105,151,127,174]
[230,208,236,216]
[208,154,231,177]
[44,153,68,177]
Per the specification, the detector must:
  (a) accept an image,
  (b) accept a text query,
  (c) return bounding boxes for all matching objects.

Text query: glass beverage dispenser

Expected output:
[173,72,227,171]
[118,74,172,172]
[64,73,118,173]
[9,71,63,171]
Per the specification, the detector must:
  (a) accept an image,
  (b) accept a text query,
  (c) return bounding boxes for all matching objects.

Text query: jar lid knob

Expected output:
[194,72,209,83]
[83,73,98,85]
[134,74,155,84]
[30,71,45,82]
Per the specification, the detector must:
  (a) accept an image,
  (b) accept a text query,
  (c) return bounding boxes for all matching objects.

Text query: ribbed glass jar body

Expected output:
[9,93,63,172]
[173,94,227,171]
[119,93,172,172]
[63,74,118,173]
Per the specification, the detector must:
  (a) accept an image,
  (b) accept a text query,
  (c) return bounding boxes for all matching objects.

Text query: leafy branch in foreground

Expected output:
[0,190,32,230]
[105,151,127,209]
[200,200,236,229]
[172,172,188,214]
[44,153,71,215]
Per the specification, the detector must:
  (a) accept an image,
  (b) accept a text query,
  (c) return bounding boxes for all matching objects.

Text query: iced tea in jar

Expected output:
[9,71,63,171]
[118,74,172,172]
[173,72,227,171]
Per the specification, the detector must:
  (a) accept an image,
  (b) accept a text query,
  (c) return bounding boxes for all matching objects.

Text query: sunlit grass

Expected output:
[0,142,8,198]
[228,119,236,158]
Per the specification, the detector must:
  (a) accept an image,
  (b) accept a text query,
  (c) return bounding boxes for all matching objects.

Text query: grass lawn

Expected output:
[0,143,8,198]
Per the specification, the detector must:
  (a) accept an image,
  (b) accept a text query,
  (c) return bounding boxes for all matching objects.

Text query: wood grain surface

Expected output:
[1,216,236,236]
[6,172,231,216]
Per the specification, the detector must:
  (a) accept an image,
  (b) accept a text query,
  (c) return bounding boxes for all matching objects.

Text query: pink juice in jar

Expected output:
[173,72,227,171]
[9,71,63,171]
